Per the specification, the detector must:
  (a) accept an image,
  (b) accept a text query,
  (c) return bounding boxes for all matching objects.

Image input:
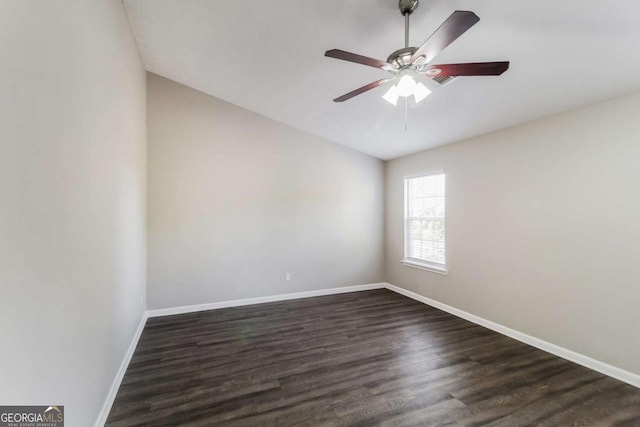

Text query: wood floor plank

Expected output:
[106,289,640,426]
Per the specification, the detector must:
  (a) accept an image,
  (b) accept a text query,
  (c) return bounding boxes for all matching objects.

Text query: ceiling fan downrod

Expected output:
[399,0,419,48]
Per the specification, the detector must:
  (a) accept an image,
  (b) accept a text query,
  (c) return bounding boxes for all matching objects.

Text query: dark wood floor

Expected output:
[106,289,640,426]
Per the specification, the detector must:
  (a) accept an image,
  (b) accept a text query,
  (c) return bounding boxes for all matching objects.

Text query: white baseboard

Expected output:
[95,313,148,427]
[383,282,640,389]
[146,283,386,318]
[96,281,638,426]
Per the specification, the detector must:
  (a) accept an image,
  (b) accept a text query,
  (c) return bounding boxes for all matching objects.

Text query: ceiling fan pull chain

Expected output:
[404,97,409,131]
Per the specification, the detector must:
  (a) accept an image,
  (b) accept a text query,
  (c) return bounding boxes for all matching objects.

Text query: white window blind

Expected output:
[404,173,446,269]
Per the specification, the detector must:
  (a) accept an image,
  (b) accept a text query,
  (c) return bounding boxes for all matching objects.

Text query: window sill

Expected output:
[401,259,448,275]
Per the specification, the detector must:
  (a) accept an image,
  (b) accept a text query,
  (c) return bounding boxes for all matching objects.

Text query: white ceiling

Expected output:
[124,0,640,160]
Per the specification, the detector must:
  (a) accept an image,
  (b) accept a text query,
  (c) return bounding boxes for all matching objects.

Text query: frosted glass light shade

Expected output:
[396,75,417,97]
[413,82,431,103]
[382,85,400,106]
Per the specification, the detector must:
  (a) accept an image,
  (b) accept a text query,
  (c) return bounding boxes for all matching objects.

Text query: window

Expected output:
[403,173,446,273]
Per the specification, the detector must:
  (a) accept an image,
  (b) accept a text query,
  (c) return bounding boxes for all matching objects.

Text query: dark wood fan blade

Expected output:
[425,61,510,77]
[411,11,480,64]
[325,49,392,70]
[333,78,393,102]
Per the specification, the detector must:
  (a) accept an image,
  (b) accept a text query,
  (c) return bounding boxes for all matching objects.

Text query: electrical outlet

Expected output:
[285,273,291,281]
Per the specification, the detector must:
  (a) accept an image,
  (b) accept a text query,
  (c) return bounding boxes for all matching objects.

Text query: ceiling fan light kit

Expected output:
[383,73,431,106]
[325,0,510,105]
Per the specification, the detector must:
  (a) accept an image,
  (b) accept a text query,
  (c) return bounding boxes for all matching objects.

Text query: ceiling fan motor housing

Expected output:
[387,47,417,69]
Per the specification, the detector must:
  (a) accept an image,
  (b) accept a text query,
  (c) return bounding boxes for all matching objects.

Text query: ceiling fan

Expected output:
[325,0,509,105]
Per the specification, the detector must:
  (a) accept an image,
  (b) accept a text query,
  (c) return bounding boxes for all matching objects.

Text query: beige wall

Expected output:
[386,91,640,375]
[0,1,146,425]
[147,74,385,309]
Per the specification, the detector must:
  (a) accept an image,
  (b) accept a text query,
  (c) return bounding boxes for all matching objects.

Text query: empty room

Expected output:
[2,0,640,426]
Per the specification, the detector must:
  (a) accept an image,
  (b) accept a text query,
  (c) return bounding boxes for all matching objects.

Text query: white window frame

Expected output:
[402,172,447,275]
